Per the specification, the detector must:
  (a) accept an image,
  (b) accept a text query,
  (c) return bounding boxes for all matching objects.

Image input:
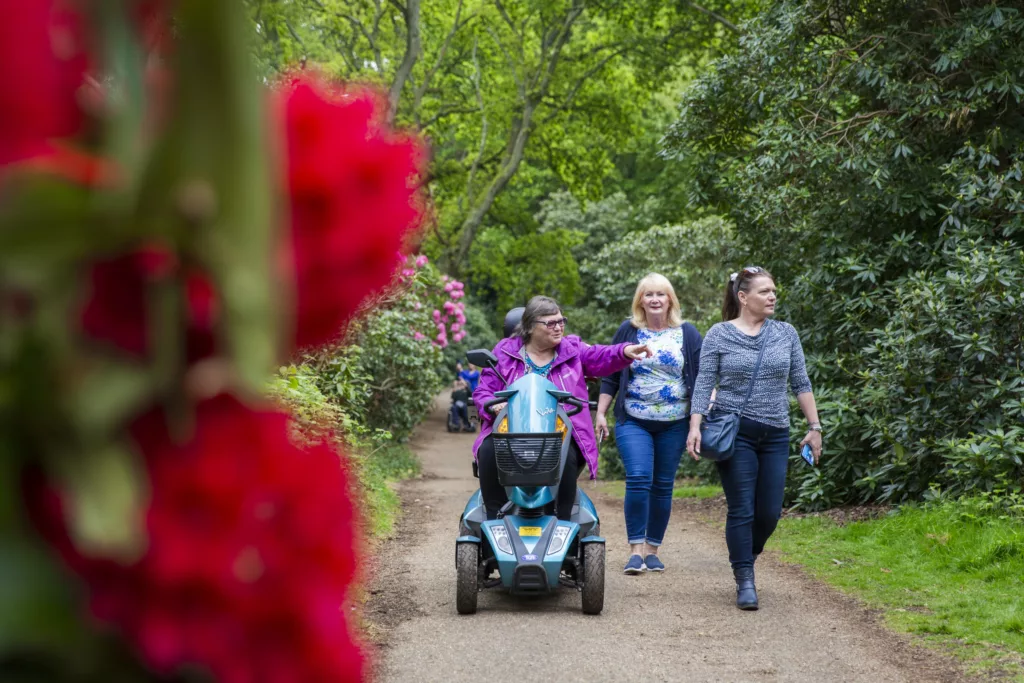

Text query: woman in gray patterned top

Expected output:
[686,266,822,611]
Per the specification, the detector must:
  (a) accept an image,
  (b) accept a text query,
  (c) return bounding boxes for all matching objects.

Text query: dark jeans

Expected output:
[450,400,470,428]
[615,416,687,546]
[477,434,583,521]
[715,416,790,570]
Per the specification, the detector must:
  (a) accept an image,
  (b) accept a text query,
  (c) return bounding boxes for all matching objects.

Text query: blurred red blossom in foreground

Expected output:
[4,4,427,676]
[36,395,363,682]
[0,0,88,165]
[284,77,425,350]
[81,248,217,361]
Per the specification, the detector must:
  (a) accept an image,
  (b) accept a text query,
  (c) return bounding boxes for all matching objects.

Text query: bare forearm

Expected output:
[597,393,613,417]
[797,392,819,426]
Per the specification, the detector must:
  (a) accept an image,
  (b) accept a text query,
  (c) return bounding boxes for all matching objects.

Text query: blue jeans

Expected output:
[450,400,470,428]
[616,417,687,546]
[715,416,790,570]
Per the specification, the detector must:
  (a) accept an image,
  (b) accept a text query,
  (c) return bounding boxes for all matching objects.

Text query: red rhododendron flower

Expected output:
[0,0,89,166]
[34,395,364,682]
[81,248,218,360]
[283,77,426,349]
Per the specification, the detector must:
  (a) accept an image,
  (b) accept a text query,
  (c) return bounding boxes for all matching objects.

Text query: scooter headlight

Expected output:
[546,526,571,556]
[490,525,513,555]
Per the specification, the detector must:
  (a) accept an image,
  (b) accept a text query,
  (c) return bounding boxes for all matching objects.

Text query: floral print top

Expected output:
[624,326,688,421]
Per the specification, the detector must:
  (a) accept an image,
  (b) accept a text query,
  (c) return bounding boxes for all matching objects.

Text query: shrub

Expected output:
[667,0,1024,508]
[576,216,736,339]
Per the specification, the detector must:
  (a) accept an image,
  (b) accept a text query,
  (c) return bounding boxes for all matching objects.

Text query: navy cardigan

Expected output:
[599,319,703,425]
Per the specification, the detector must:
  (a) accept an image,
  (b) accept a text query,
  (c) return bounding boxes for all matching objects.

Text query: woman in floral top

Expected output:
[597,273,704,574]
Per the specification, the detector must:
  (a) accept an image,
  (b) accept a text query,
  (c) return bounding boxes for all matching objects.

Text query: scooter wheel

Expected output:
[581,543,605,615]
[456,543,479,615]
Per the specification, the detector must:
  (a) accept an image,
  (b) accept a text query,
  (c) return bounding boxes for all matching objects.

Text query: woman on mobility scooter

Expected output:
[471,296,651,520]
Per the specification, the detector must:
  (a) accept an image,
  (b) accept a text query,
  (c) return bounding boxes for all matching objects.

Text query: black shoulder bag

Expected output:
[698,322,771,462]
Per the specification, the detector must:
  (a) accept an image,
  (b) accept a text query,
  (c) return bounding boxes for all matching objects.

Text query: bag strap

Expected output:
[739,320,771,413]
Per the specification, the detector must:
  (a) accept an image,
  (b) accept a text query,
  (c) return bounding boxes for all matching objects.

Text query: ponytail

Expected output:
[721,266,774,321]
[721,276,741,321]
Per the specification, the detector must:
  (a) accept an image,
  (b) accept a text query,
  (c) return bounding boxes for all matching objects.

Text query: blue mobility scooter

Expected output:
[455,347,606,615]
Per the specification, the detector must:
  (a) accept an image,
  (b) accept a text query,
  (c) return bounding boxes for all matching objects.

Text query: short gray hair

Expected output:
[514,296,561,343]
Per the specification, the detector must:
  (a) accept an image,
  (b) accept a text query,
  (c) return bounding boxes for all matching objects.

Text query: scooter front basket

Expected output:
[492,432,564,487]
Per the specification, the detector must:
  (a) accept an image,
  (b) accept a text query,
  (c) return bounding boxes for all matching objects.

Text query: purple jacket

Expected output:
[471,335,632,479]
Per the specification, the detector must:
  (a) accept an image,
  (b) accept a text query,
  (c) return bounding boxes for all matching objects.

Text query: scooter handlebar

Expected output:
[482,397,509,415]
[484,395,586,418]
[562,397,585,417]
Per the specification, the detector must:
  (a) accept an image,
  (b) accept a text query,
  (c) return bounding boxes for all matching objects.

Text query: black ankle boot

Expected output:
[734,567,759,610]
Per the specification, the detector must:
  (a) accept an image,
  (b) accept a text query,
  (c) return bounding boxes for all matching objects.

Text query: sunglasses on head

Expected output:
[729,266,764,283]
[535,317,568,330]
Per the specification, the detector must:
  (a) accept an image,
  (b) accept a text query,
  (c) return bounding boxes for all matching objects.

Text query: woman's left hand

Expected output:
[800,430,823,464]
[623,344,651,360]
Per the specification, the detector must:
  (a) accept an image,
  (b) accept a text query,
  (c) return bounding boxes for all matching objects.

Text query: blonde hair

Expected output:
[630,273,683,329]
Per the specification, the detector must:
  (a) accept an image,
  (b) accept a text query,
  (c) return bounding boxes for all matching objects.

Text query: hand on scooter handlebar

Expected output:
[623,343,652,360]
[488,401,507,415]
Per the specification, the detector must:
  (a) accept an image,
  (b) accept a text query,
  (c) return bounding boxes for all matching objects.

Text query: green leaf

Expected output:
[68,360,155,440]
[58,443,149,562]
[0,538,85,658]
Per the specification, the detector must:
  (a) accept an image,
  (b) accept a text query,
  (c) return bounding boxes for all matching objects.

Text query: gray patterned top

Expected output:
[689,319,813,428]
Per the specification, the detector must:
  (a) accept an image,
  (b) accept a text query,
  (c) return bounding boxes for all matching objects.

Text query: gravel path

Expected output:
[366,398,968,683]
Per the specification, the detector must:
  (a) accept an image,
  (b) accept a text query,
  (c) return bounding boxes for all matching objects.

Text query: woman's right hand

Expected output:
[489,402,507,415]
[595,413,609,442]
[686,427,702,461]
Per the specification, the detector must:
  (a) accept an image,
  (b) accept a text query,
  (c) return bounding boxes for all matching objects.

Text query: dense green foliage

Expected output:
[667,0,1024,508]
[305,259,495,441]
[774,494,1024,677]
[578,215,735,335]
[245,0,754,287]
[267,366,419,538]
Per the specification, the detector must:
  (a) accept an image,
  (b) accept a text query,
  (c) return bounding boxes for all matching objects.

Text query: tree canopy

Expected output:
[247,0,753,273]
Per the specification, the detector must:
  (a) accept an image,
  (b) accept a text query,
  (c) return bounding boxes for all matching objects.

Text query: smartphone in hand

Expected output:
[801,443,815,466]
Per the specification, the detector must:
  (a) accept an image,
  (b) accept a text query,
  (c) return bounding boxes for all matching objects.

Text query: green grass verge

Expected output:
[352,442,421,540]
[598,479,723,500]
[773,500,1024,680]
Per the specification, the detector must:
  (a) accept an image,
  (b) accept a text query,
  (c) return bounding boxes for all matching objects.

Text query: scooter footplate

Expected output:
[512,564,549,593]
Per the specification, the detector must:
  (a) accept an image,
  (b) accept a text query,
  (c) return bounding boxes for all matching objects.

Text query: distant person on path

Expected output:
[459,363,481,392]
[596,273,704,575]
[450,377,473,432]
[472,296,651,520]
[686,266,822,611]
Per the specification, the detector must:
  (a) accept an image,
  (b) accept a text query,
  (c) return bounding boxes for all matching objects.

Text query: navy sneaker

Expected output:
[623,554,646,575]
[644,554,665,572]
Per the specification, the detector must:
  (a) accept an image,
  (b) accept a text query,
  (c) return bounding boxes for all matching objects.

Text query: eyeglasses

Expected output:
[535,317,568,330]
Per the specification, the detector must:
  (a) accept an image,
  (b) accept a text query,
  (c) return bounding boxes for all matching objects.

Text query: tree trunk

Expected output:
[389,0,421,124]
[453,101,535,270]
